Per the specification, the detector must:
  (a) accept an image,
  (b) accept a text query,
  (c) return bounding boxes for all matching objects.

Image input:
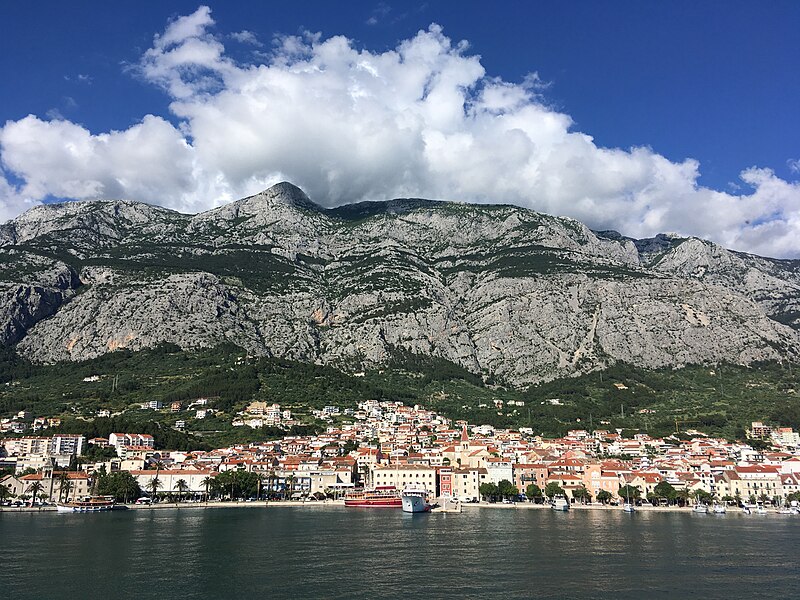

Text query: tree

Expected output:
[526,483,543,503]
[56,471,71,502]
[147,476,163,500]
[96,471,141,503]
[497,479,518,499]
[255,473,265,500]
[618,485,641,502]
[572,487,591,504]
[693,489,713,505]
[675,489,691,506]
[653,481,677,504]
[59,479,74,503]
[175,479,190,502]
[201,476,214,502]
[26,481,45,506]
[596,490,613,504]
[479,482,499,501]
[544,482,564,499]
[285,473,295,500]
[0,483,12,502]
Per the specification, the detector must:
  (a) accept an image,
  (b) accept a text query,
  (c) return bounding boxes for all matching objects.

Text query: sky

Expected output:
[0,1,798,257]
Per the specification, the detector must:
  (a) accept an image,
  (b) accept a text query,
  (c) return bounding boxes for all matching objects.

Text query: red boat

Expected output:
[344,486,402,507]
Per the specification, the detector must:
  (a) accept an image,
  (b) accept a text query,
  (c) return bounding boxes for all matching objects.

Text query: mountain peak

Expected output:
[259,182,319,211]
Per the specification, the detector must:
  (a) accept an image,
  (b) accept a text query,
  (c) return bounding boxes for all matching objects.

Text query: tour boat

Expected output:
[401,485,432,513]
[56,495,115,513]
[344,486,402,508]
[551,495,570,511]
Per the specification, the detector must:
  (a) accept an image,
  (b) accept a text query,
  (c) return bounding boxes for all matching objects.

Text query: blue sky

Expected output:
[1,1,798,257]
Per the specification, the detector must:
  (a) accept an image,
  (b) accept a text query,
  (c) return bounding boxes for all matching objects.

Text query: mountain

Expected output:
[1,182,798,385]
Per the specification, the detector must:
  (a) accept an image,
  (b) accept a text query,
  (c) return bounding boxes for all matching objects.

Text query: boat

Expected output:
[712,503,727,514]
[401,486,432,513]
[692,503,708,514]
[56,495,115,513]
[344,486,402,508]
[777,507,794,515]
[755,503,767,514]
[741,504,752,514]
[622,502,635,513]
[551,495,570,511]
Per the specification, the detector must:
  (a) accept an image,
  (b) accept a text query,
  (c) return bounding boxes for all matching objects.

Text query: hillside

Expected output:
[0,345,797,447]
[1,182,798,387]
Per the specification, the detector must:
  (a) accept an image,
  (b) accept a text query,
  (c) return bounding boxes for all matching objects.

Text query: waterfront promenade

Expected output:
[1,499,790,514]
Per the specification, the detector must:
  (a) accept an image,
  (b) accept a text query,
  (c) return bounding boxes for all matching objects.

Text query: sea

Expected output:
[1,506,798,599]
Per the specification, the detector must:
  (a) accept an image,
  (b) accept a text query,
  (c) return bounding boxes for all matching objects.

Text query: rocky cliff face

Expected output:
[1,182,798,385]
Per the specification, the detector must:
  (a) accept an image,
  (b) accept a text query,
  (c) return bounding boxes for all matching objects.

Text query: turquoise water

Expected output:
[1,507,798,599]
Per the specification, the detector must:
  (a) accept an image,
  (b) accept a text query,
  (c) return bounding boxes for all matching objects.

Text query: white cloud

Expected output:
[788,158,800,174]
[230,30,262,47]
[1,6,799,258]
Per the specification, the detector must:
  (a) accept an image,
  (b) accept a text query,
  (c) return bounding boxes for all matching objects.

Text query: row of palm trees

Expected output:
[141,470,299,503]
[2,473,77,507]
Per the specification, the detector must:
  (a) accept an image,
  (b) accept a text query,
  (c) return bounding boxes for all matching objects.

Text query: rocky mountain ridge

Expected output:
[1,182,798,385]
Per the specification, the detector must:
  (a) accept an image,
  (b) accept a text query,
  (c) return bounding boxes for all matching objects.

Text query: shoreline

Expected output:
[1,500,786,515]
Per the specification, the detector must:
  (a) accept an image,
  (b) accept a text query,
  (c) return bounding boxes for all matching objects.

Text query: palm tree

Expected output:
[60,479,74,503]
[201,476,214,503]
[285,474,295,500]
[26,481,45,507]
[174,479,190,503]
[56,472,71,502]
[255,473,265,501]
[147,476,163,501]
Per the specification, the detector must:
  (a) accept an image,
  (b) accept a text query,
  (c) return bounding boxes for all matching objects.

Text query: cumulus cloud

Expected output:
[1,5,799,258]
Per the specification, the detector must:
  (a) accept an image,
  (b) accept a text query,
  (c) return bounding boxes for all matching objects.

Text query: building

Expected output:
[371,464,438,494]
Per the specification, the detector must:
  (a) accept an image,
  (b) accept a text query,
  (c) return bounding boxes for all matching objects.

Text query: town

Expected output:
[2,398,800,512]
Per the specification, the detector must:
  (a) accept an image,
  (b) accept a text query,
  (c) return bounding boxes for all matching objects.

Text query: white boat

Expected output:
[401,486,431,513]
[551,495,570,511]
[622,502,635,513]
[755,504,767,514]
[712,503,727,514]
[56,495,115,513]
[741,505,752,514]
[692,503,708,514]
[777,507,794,515]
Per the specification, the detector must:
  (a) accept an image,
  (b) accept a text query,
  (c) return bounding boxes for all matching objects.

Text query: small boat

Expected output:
[551,495,570,511]
[401,486,432,513]
[741,505,752,514]
[712,503,727,514]
[755,504,767,514]
[622,502,635,513]
[344,486,402,508]
[692,503,708,514]
[777,507,794,515]
[56,495,115,513]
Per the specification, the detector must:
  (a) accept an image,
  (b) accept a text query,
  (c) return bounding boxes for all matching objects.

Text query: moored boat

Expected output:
[712,503,727,514]
[551,495,570,511]
[344,486,402,508]
[56,495,115,513]
[692,503,708,514]
[401,486,432,513]
[622,502,635,513]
